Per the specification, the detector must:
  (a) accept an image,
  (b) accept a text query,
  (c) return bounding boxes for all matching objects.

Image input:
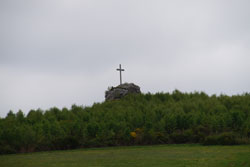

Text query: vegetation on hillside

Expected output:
[1,90,250,154]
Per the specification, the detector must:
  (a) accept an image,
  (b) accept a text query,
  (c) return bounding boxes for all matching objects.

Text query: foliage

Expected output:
[203,132,239,145]
[0,91,250,154]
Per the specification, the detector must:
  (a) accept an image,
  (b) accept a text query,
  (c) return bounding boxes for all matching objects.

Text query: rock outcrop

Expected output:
[105,83,141,101]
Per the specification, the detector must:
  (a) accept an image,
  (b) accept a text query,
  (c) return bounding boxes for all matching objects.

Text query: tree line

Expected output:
[1,90,250,154]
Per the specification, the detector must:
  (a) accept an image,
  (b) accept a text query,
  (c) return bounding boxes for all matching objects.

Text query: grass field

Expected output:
[0,144,250,167]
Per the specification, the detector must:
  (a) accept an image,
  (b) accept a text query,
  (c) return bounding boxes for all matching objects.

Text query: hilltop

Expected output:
[1,90,250,154]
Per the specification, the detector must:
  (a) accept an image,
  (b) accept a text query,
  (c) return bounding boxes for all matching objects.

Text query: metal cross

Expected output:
[116,64,125,85]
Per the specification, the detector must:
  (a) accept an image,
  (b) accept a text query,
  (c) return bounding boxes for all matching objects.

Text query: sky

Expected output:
[1,0,250,117]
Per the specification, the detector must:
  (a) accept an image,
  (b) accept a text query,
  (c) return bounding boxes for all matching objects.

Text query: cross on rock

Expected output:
[116,64,125,85]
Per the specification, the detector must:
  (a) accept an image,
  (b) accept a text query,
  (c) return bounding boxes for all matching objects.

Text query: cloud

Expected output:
[0,0,250,117]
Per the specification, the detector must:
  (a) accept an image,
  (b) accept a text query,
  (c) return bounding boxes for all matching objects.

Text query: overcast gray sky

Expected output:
[1,0,250,117]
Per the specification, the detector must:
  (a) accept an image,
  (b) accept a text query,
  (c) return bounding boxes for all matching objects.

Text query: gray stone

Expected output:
[105,83,141,101]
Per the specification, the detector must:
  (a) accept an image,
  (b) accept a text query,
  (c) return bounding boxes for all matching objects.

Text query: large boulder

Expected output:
[105,83,141,101]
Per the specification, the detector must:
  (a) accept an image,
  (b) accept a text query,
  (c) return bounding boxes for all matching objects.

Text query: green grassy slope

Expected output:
[1,144,250,167]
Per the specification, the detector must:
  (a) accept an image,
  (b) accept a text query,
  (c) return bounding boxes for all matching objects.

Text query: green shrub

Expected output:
[192,125,211,142]
[203,132,239,145]
[0,145,17,154]
[170,130,193,143]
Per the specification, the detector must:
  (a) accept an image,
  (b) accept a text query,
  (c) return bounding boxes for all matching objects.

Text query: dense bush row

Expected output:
[1,90,250,154]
